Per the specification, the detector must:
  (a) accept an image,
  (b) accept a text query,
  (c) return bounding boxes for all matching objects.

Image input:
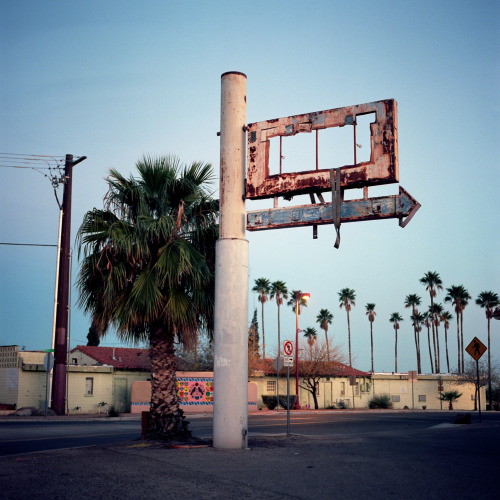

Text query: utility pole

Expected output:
[213,72,249,449]
[52,154,86,415]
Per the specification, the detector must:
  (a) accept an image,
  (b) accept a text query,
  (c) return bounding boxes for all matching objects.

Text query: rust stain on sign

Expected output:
[246,99,398,200]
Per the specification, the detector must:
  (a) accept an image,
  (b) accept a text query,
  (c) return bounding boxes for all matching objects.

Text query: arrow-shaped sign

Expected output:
[247,186,420,231]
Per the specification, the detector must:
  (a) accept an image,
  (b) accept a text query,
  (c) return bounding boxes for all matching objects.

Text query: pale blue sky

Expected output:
[1,0,498,374]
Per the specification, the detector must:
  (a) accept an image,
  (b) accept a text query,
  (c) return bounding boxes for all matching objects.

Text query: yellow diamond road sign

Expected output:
[465,337,487,361]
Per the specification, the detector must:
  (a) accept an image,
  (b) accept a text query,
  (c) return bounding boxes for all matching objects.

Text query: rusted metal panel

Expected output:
[246,99,398,199]
[246,186,419,231]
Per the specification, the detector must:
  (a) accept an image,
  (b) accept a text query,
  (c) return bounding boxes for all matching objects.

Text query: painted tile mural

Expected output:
[177,377,214,406]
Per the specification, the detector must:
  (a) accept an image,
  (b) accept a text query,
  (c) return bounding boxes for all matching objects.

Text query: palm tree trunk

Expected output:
[147,325,190,440]
[395,328,398,373]
[435,322,441,373]
[261,302,266,360]
[277,304,281,354]
[347,310,352,367]
[460,312,464,372]
[324,330,330,362]
[444,326,450,373]
[432,322,438,373]
[456,313,461,372]
[370,323,374,373]
[488,317,492,409]
[412,305,421,374]
[427,325,434,373]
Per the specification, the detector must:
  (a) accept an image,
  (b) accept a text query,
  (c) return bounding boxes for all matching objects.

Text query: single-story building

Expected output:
[0,345,485,414]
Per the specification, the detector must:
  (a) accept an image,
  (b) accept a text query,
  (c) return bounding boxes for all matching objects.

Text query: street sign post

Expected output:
[466,337,487,422]
[283,356,294,366]
[273,357,284,412]
[43,353,54,417]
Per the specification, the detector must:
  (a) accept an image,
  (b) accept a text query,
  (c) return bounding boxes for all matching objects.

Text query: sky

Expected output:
[1,0,498,375]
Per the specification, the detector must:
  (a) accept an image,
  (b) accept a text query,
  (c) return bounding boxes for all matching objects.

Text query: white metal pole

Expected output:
[213,71,248,449]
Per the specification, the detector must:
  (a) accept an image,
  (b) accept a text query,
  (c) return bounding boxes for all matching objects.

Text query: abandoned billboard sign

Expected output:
[245,99,420,239]
[246,99,398,200]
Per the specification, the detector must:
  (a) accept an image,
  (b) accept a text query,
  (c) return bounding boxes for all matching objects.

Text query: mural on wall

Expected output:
[177,377,214,405]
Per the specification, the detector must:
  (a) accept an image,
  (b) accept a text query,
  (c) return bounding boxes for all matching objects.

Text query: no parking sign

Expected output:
[283,340,294,356]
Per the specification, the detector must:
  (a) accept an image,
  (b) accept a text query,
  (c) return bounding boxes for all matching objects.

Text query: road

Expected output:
[2,410,499,456]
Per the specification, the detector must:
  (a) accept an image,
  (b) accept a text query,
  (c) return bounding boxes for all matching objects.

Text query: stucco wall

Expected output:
[130,372,259,414]
[0,368,19,406]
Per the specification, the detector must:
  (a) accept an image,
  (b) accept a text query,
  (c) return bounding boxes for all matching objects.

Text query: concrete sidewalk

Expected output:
[1,421,499,500]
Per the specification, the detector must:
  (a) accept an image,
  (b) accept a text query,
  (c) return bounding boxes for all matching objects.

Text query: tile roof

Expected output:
[257,358,370,378]
[73,346,151,371]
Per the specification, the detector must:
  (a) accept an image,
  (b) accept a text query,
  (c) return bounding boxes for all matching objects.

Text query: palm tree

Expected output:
[287,290,309,315]
[422,311,434,373]
[253,278,271,360]
[420,271,442,373]
[270,280,288,357]
[338,288,356,367]
[428,302,444,373]
[438,390,462,410]
[389,313,403,373]
[405,294,422,373]
[365,303,376,373]
[476,291,500,409]
[411,311,425,372]
[76,155,218,440]
[444,285,470,372]
[303,327,318,359]
[316,308,333,361]
[440,310,453,373]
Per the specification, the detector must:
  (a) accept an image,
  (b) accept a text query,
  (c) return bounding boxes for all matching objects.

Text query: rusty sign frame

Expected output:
[246,99,398,200]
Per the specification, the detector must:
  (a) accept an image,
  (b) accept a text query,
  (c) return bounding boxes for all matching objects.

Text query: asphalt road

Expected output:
[1,411,499,499]
[2,410,499,456]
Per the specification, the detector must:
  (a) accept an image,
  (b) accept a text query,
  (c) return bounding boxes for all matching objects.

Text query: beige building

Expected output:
[255,369,485,411]
[0,345,150,414]
[0,345,484,414]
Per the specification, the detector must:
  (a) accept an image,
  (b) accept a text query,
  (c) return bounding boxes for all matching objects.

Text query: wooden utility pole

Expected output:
[52,154,86,415]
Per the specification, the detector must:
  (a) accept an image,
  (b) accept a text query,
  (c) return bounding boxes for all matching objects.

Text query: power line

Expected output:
[0,242,57,247]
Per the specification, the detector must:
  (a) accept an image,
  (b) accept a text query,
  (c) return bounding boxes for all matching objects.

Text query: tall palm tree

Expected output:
[303,327,318,359]
[253,278,271,360]
[420,271,442,373]
[476,291,500,409]
[389,312,403,373]
[338,288,356,367]
[76,155,218,440]
[287,290,309,315]
[365,303,376,373]
[440,310,453,373]
[411,311,425,372]
[316,308,333,361]
[428,302,444,373]
[405,294,422,373]
[422,311,434,373]
[444,285,470,372]
[270,280,288,356]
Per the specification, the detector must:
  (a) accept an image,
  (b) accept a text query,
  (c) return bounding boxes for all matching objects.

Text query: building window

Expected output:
[392,395,400,402]
[340,382,345,395]
[266,381,276,393]
[72,358,78,365]
[85,377,94,396]
[418,395,426,402]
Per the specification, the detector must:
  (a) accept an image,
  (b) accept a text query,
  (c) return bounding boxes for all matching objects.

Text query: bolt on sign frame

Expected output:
[246,99,398,200]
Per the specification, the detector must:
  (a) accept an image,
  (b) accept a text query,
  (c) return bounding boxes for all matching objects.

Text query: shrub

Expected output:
[108,405,120,417]
[261,395,278,410]
[262,395,297,410]
[369,394,393,409]
[279,395,296,410]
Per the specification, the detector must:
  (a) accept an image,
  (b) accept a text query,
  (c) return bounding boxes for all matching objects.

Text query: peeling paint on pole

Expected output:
[213,72,249,449]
